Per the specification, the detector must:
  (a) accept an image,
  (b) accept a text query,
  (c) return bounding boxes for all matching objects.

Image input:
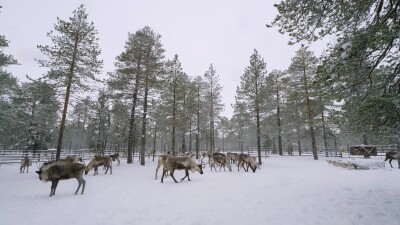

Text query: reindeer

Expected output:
[20,157,32,173]
[237,153,258,172]
[36,155,83,171]
[109,153,120,166]
[155,153,173,180]
[36,162,86,197]
[161,156,204,183]
[85,156,112,175]
[201,150,214,164]
[210,153,232,172]
[384,151,400,168]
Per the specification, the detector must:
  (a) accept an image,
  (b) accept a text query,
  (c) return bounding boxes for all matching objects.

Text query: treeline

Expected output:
[0,2,399,163]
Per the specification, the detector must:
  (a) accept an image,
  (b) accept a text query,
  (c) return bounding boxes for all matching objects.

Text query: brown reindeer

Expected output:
[161,156,204,183]
[210,153,232,172]
[384,151,400,168]
[85,156,112,175]
[36,162,86,197]
[37,155,83,171]
[109,153,120,166]
[237,153,258,172]
[20,157,32,173]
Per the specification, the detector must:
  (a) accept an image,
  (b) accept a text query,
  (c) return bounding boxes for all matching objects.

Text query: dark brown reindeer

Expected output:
[161,156,205,183]
[384,151,400,168]
[36,155,83,171]
[20,157,32,173]
[85,156,112,175]
[36,162,86,197]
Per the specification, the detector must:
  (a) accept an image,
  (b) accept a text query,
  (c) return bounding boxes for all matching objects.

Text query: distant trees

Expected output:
[37,5,103,160]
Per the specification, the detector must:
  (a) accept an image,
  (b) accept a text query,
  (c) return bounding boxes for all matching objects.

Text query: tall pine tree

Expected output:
[37,5,103,160]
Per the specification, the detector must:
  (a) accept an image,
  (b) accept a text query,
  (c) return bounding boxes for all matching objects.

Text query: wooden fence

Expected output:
[0,145,397,165]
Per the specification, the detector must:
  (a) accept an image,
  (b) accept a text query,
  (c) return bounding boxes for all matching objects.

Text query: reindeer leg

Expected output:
[75,177,86,195]
[155,168,159,180]
[181,168,189,182]
[50,180,59,197]
[75,178,82,195]
[185,168,191,181]
[398,159,400,169]
[110,165,112,175]
[170,169,178,183]
[389,159,393,168]
[81,178,86,195]
[161,168,167,183]
[53,180,60,196]
[50,181,56,197]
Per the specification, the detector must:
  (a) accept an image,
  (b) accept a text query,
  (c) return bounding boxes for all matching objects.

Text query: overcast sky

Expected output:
[0,0,326,118]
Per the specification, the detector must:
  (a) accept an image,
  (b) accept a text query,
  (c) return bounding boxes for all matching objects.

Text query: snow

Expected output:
[1,155,400,225]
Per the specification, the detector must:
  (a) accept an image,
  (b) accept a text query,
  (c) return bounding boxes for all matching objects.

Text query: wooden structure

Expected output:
[350,145,377,158]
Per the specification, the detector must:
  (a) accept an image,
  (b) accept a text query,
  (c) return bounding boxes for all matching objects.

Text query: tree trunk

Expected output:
[276,74,283,156]
[189,117,192,153]
[56,73,73,161]
[172,73,176,155]
[304,75,318,160]
[140,73,149,166]
[153,123,157,162]
[127,70,140,164]
[321,104,328,157]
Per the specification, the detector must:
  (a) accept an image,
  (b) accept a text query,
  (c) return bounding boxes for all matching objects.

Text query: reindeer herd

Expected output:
[16,149,399,197]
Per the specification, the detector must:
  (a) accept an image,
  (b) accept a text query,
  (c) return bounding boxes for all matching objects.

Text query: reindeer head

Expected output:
[35,170,48,182]
[196,164,204,174]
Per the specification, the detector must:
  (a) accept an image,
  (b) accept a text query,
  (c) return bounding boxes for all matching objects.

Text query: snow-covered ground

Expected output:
[1,155,399,225]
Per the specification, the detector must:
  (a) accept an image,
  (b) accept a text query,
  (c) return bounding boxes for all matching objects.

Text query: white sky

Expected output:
[0,0,326,118]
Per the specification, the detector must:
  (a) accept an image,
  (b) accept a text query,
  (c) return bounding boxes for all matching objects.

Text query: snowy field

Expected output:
[1,155,399,225]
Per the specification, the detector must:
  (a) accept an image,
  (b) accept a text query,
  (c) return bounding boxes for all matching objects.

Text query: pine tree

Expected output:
[161,55,187,155]
[204,64,224,152]
[12,80,59,150]
[0,33,19,149]
[266,70,286,155]
[236,49,267,164]
[139,28,164,165]
[37,5,103,160]
[269,0,400,145]
[108,26,164,164]
[288,47,319,160]
[193,75,208,158]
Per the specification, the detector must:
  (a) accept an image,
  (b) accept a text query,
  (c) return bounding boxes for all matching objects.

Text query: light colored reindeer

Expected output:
[20,157,32,173]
